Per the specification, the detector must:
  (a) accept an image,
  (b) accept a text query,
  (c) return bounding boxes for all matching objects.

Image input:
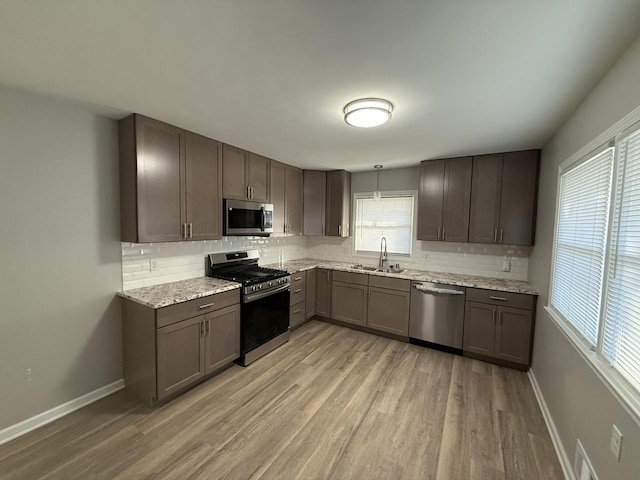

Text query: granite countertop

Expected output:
[267,258,538,295]
[118,277,241,309]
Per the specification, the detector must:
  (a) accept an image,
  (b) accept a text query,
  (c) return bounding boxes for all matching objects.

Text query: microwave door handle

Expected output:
[260,207,266,232]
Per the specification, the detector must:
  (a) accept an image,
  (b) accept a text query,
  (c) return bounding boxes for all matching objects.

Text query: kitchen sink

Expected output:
[350,264,405,274]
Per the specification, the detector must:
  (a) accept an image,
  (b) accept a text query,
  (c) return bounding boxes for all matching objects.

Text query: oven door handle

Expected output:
[244,284,290,303]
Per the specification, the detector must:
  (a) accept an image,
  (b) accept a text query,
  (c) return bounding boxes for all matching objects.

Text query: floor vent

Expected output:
[574,440,598,480]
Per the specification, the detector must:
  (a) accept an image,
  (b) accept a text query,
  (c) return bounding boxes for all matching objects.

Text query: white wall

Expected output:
[0,86,123,431]
[530,34,640,479]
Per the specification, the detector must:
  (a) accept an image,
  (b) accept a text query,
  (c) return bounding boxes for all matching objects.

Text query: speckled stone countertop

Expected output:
[266,258,538,295]
[118,277,241,309]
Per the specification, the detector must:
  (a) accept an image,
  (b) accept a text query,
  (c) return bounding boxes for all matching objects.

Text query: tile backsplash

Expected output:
[122,234,529,290]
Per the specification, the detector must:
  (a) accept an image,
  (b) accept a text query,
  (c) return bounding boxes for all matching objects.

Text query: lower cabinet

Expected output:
[316,268,332,317]
[122,289,241,407]
[305,268,317,319]
[290,271,307,328]
[463,288,535,367]
[330,272,411,336]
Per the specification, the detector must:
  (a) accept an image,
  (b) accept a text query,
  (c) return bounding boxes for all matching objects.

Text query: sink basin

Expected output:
[350,265,405,274]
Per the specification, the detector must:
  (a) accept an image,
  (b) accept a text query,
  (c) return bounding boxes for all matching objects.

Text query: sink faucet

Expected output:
[378,237,388,269]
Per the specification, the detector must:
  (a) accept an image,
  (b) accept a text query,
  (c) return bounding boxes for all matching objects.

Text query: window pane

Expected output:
[355,196,414,254]
[551,148,614,345]
[603,127,640,391]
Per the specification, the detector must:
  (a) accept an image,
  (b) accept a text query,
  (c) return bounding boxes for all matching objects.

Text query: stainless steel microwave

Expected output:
[223,199,274,236]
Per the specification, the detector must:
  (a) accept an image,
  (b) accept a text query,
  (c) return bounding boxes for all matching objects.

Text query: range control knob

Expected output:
[268,281,273,287]
[283,277,288,283]
[251,286,257,292]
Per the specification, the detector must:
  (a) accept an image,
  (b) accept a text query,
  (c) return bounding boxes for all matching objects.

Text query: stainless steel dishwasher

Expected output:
[409,281,465,352]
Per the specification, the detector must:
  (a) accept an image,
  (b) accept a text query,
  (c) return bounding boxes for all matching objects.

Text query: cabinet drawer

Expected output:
[465,288,535,310]
[368,275,410,292]
[290,283,306,306]
[332,270,369,285]
[156,289,241,328]
[290,303,306,328]
[290,271,306,286]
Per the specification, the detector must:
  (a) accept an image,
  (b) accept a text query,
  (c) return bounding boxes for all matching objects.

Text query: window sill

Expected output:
[544,305,640,426]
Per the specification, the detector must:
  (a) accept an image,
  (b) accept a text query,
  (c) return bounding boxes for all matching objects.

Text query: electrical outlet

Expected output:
[149,259,159,272]
[502,260,511,272]
[610,424,623,461]
[423,253,429,261]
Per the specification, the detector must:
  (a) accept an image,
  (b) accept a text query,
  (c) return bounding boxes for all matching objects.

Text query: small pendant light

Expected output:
[373,165,383,201]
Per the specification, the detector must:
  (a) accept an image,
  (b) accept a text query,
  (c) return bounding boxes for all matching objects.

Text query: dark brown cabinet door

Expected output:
[316,268,332,317]
[331,281,367,326]
[270,160,286,234]
[499,151,539,246]
[204,304,240,374]
[417,160,444,241]
[156,316,205,399]
[366,287,410,336]
[285,166,303,235]
[469,154,503,244]
[326,170,351,237]
[442,157,472,242]
[462,301,496,357]
[303,171,327,235]
[306,268,317,319]
[132,115,186,243]
[247,153,270,202]
[222,144,249,200]
[185,132,222,240]
[494,306,533,365]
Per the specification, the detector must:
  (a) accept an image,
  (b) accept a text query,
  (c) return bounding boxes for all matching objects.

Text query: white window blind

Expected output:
[550,148,614,345]
[354,195,414,255]
[603,128,640,391]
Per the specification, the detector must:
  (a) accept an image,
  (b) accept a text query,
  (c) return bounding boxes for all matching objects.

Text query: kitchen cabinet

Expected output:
[119,114,223,243]
[290,271,307,328]
[305,268,317,319]
[326,170,351,237]
[462,288,536,368]
[303,170,327,235]
[222,144,270,203]
[469,150,539,246]
[332,280,368,326]
[366,283,410,336]
[417,157,472,242]
[271,160,303,234]
[122,289,241,406]
[316,268,332,317]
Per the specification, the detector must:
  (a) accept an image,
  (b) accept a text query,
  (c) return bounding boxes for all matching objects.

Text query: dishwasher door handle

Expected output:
[413,284,465,295]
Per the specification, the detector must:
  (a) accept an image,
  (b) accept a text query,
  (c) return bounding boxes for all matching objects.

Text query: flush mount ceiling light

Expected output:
[343,98,393,128]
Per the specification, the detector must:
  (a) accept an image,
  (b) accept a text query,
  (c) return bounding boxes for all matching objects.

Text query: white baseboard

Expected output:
[528,370,576,480]
[0,379,124,446]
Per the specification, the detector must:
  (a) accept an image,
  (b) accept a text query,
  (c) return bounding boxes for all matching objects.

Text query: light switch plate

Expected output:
[502,260,511,272]
[610,424,623,461]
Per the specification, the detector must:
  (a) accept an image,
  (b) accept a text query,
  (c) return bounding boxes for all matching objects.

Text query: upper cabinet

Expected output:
[417,157,472,242]
[270,160,303,235]
[119,114,222,243]
[303,170,327,235]
[222,145,270,203]
[326,170,351,237]
[469,150,539,246]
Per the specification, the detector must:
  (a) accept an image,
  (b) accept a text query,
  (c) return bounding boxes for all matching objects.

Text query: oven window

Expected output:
[241,289,290,352]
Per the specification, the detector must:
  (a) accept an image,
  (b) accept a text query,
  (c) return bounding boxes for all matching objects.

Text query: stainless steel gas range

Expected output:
[206,250,290,366]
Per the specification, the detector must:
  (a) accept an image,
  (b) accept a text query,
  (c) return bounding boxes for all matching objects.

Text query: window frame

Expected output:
[352,190,417,258]
[546,120,640,425]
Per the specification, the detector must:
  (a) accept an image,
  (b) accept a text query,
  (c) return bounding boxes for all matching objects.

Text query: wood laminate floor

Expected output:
[0,320,563,480]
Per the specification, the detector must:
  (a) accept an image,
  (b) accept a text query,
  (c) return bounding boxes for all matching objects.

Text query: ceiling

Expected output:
[1,1,640,172]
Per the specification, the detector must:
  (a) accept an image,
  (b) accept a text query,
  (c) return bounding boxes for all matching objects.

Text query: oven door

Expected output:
[241,285,290,354]
[224,199,274,236]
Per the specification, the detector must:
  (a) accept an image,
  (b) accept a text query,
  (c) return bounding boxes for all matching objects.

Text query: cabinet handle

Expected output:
[338,225,342,236]
[188,223,193,239]
[294,277,302,281]
[294,288,302,293]
[326,271,330,281]
[206,319,210,333]
[182,223,187,239]
[442,227,446,240]
[499,229,504,244]
[293,309,301,314]
[494,229,498,242]
[198,302,216,309]
[437,227,441,240]
[250,186,254,198]
[489,296,507,302]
